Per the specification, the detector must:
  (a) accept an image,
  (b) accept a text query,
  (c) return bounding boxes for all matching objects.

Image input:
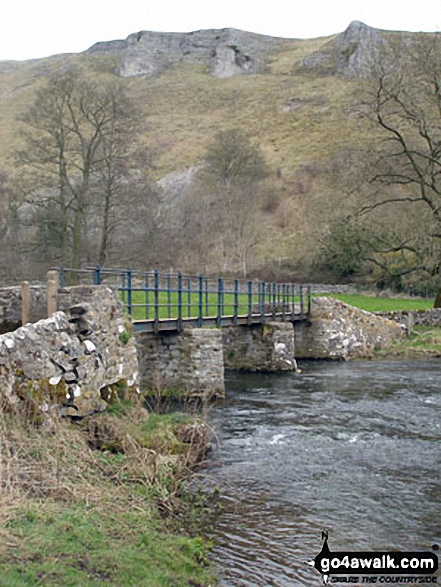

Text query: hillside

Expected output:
[0,22,433,284]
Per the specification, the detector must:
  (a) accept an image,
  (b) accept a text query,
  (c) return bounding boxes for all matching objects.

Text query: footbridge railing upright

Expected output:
[53,267,311,332]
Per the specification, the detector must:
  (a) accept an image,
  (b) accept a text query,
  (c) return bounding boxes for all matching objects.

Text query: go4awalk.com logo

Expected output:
[307,532,439,585]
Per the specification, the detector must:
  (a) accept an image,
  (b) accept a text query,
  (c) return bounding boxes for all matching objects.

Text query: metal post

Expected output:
[59,267,65,290]
[234,279,239,325]
[260,282,265,319]
[177,271,183,332]
[167,274,171,319]
[94,264,101,285]
[307,285,311,316]
[217,277,223,328]
[121,271,126,306]
[154,270,159,332]
[300,284,304,319]
[187,277,191,318]
[291,284,296,321]
[145,273,150,319]
[127,268,133,317]
[272,282,276,318]
[247,281,252,324]
[282,284,286,321]
[205,278,209,316]
[198,274,203,327]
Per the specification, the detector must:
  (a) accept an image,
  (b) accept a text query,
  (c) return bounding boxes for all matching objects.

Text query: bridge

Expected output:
[55,267,312,333]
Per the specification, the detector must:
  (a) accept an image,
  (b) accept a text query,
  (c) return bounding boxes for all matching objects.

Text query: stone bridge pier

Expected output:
[135,321,298,397]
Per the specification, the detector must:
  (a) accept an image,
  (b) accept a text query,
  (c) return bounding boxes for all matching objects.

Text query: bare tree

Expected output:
[318,35,441,291]
[13,69,139,269]
[204,129,268,188]
[361,35,441,245]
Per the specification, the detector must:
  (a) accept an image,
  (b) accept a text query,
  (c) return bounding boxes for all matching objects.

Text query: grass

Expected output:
[123,288,298,321]
[326,293,434,313]
[0,397,215,587]
[1,503,211,587]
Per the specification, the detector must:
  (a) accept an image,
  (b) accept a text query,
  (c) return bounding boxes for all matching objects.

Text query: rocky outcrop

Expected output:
[301,21,385,78]
[86,28,287,79]
[294,297,405,360]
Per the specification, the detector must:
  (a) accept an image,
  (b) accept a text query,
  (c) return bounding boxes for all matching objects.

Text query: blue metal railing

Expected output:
[52,266,311,332]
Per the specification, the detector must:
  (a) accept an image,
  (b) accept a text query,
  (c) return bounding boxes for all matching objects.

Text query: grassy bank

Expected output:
[0,398,215,587]
[375,325,441,358]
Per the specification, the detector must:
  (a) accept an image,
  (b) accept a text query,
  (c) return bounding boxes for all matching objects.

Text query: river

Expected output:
[202,360,441,586]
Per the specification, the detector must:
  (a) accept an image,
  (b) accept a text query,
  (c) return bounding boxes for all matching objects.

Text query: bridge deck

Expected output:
[133,312,308,333]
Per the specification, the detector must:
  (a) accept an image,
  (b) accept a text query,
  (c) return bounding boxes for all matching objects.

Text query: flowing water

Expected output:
[202,360,441,586]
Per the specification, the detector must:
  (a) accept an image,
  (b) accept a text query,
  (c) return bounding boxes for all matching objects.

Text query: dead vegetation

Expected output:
[0,392,211,511]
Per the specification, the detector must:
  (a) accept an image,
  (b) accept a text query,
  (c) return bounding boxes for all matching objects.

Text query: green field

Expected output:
[122,288,305,321]
[326,294,434,313]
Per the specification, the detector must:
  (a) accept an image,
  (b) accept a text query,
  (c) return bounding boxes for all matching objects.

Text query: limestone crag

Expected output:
[86,28,287,78]
[301,21,385,78]
[294,297,405,360]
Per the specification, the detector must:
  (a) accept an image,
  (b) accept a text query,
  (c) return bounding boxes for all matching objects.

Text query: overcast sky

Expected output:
[2,0,440,61]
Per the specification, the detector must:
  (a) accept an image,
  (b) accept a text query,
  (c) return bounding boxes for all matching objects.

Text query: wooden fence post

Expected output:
[47,270,59,317]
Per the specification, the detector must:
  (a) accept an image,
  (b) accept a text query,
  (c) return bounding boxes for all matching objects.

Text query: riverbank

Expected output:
[375,325,441,358]
[0,396,215,586]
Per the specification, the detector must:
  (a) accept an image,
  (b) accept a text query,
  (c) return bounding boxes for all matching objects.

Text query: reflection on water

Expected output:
[203,360,441,586]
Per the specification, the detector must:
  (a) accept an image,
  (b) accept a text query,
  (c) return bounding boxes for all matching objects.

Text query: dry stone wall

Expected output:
[0,285,138,419]
[375,309,441,329]
[294,297,405,360]
[0,285,47,333]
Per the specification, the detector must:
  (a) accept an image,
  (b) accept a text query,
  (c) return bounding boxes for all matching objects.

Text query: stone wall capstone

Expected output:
[294,297,405,360]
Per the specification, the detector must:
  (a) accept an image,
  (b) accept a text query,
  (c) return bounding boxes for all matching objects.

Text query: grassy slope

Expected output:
[0,34,361,177]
